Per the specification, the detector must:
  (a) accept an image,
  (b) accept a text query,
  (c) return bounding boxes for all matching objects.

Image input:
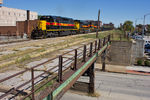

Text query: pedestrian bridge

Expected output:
[0,35,111,100]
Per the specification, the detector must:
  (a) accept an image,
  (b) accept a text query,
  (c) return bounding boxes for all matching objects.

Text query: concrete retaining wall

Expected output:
[131,40,145,64]
[108,41,132,65]
[97,40,145,66]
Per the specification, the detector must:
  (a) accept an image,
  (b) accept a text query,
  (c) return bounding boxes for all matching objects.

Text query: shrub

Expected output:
[144,60,150,67]
[137,60,143,66]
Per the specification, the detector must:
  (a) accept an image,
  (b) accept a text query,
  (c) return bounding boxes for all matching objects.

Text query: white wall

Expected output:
[0,0,3,4]
[0,6,38,26]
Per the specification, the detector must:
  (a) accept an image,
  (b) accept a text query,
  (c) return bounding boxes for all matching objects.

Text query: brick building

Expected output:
[0,6,38,38]
[102,22,114,30]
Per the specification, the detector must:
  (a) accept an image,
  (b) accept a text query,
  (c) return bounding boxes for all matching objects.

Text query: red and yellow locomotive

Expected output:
[31,15,98,39]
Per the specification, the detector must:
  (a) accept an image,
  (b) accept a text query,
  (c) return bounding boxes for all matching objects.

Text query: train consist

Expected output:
[31,15,99,39]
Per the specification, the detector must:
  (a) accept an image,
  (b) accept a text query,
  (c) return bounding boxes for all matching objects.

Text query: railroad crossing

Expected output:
[0,35,111,100]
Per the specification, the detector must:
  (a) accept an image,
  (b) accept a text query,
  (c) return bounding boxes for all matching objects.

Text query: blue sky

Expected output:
[2,0,150,27]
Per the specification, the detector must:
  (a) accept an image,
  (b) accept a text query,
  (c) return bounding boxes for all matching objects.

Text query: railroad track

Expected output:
[0,31,96,45]
[0,39,30,45]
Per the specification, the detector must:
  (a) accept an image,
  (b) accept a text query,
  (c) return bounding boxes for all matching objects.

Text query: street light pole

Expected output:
[142,13,150,36]
[142,15,146,36]
[135,19,137,27]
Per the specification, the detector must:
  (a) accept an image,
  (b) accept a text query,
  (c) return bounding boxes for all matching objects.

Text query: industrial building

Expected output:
[0,6,38,26]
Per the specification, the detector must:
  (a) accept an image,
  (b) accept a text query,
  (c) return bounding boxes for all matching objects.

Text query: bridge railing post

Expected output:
[111,34,113,40]
[95,40,97,53]
[102,50,106,71]
[98,39,101,50]
[83,45,86,62]
[89,42,93,57]
[58,55,63,82]
[103,37,106,46]
[31,68,35,100]
[74,49,77,70]
[108,35,110,42]
[89,63,95,93]
[120,34,122,41]
[106,36,107,43]
[105,36,107,44]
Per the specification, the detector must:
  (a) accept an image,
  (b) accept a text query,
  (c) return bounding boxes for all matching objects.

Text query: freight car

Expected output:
[31,15,98,39]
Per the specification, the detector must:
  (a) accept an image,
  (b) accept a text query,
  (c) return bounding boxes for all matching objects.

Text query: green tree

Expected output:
[123,21,134,32]
[146,25,150,33]
[136,24,143,33]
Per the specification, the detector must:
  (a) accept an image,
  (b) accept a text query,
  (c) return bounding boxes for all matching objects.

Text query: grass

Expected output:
[15,54,31,63]
[88,92,100,97]
[78,31,110,39]
[79,29,131,41]
[0,36,92,69]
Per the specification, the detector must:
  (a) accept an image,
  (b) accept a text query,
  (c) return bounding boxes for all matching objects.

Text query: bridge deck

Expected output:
[0,35,111,100]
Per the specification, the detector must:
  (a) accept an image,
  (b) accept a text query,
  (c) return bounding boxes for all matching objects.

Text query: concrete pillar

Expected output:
[89,63,95,93]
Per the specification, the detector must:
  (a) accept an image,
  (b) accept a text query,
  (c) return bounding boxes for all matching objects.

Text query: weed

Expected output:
[137,60,143,66]
[144,60,150,67]
[15,54,31,63]
[88,92,100,97]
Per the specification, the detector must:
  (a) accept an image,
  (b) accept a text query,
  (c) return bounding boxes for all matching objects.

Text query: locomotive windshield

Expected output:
[40,16,54,22]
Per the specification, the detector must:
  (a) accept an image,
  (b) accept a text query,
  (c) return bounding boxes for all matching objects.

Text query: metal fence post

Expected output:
[120,34,122,41]
[108,35,110,42]
[74,49,77,70]
[90,42,93,57]
[89,63,95,93]
[58,55,63,82]
[95,40,97,53]
[103,37,106,46]
[83,45,86,62]
[101,50,106,71]
[107,35,109,43]
[98,39,101,50]
[111,34,113,40]
[31,68,35,100]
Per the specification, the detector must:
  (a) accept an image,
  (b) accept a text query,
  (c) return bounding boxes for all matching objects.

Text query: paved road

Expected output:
[61,72,150,100]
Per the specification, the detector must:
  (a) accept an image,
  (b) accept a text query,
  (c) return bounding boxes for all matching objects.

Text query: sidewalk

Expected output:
[95,63,150,75]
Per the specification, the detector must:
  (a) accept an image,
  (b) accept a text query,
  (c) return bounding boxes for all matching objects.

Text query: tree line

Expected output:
[119,20,150,34]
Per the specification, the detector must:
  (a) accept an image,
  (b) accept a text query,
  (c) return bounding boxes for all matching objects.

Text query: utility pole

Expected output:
[96,9,100,38]
[142,13,150,37]
[142,15,146,37]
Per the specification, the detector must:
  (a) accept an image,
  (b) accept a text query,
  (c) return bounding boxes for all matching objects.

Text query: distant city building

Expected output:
[102,22,114,30]
[86,20,102,28]
[0,0,3,4]
[136,24,150,35]
[103,22,114,28]
[0,6,38,26]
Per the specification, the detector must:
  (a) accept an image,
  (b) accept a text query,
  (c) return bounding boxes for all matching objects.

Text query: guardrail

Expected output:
[0,35,111,100]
